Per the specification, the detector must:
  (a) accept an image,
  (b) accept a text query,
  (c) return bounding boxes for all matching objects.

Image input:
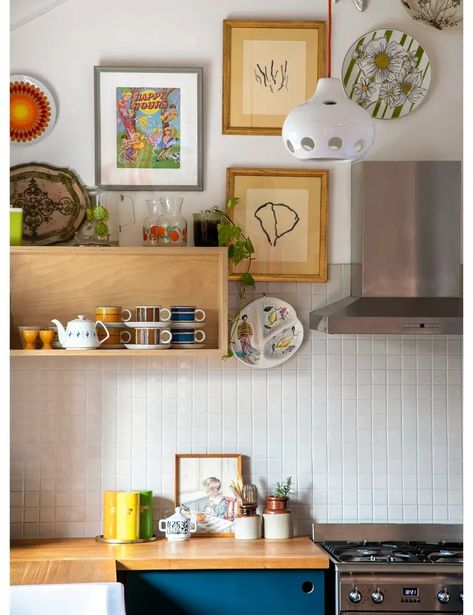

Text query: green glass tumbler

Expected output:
[10,208,23,246]
[139,490,154,539]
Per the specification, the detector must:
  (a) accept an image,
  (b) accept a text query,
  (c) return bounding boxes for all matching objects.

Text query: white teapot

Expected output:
[158,507,197,541]
[51,315,110,350]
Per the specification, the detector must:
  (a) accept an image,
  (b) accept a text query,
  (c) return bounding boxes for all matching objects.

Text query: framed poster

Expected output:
[94,66,203,190]
[227,167,329,282]
[222,20,325,135]
[175,453,242,537]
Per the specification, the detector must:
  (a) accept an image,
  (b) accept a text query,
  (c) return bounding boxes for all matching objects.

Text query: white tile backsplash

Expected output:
[10,266,463,538]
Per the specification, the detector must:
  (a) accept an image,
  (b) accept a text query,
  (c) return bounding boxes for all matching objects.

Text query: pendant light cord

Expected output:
[327,0,332,78]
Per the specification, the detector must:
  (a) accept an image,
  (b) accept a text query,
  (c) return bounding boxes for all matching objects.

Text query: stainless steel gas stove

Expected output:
[312,524,463,615]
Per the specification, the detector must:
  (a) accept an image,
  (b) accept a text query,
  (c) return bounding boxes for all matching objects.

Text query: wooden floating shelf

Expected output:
[10,349,224,357]
[10,246,228,358]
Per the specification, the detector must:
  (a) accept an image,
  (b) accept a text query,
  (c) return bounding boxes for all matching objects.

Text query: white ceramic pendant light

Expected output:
[282,0,375,161]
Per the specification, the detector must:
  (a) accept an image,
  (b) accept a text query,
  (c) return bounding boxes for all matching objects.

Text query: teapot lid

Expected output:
[71,314,93,323]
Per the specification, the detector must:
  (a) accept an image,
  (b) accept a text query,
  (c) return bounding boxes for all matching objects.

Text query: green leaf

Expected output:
[245,237,255,254]
[241,272,255,287]
[226,197,240,209]
[218,224,236,246]
[228,244,235,259]
[222,348,234,360]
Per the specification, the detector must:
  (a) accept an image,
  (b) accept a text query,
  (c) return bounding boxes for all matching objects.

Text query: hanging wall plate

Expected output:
[400,0,462,32]
[342,28,431,120]
[230,296,304,369]
[10,74,57,144]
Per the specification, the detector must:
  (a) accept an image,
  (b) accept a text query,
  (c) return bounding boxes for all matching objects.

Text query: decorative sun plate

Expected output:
[10,74,57,144]
[400,0,462,32]
[342,29,431,120]
[230,296,303,369]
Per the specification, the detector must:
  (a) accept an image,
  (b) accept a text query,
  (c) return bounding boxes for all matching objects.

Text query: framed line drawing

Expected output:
[175,453,243,537]
[223,19,326,135]
[94,66,203,190]
[227,167,329,282]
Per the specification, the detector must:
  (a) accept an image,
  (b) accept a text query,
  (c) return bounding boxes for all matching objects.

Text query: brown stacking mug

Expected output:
[122,328,172,345]
[121,305,171,323]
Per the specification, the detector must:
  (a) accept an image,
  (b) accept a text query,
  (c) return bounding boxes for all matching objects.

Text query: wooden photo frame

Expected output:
[223,19,325,135]
[227,167,329,282]
[94,66,203,191]
[175,454,243,537]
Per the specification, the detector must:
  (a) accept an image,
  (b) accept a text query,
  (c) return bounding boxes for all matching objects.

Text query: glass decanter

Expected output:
[75,187,111,246]
[157,197,187,246]
[143,200,160,246]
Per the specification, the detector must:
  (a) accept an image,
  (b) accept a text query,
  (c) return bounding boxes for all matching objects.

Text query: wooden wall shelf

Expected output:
[10,246,228,357]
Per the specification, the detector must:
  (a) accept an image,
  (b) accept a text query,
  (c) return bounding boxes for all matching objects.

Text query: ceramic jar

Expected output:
[263,496,292,540]
[157,197,187,246]
[234,505,262,540]
[158,507,197,541]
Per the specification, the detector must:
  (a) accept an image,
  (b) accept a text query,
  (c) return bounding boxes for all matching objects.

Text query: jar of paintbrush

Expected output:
[232,482,261,540]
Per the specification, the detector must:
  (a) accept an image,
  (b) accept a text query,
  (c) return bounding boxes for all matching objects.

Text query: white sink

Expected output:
[10,582,126,615]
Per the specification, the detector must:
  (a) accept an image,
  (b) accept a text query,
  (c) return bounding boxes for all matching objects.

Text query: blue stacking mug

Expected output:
[170,306,205,322]
[171,329,206,344]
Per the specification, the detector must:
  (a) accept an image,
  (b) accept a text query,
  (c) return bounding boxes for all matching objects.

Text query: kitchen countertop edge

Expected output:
[11,536,329,583]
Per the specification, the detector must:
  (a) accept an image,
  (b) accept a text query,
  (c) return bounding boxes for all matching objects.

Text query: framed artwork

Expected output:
[175,453,242,537]
[222,20,325,135]
[227,167,329,282]
[94,66,203,190]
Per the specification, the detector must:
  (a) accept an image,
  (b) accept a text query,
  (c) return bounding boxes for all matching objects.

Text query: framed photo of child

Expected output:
[94,66,203,190]
[175,453,242,536]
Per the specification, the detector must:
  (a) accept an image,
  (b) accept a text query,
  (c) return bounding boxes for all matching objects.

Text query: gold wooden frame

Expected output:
[223,19,326,135]
[227,167,329,283]
[175,453,243,537]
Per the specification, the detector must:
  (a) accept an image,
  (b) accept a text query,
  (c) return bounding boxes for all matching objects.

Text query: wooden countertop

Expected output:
[11,537,329,584]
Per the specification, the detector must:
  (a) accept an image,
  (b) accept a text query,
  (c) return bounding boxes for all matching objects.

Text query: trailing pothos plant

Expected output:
[215,198,256,359]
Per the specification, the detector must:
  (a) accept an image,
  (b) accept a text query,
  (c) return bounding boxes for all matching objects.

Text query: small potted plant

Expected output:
[264,477,294,513]
[263,477,294,539]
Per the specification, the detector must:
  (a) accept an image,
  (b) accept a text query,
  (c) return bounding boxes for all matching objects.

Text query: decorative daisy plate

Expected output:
[342,28,431,120]
[230,296,303,369]
[400,0,462,32]
[10,74,57,144]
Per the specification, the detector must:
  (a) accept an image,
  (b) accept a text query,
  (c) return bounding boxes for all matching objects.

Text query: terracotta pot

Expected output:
[264,496,289,514]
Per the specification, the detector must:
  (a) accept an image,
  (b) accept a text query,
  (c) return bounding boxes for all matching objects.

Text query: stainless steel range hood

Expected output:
[310,161,462,335]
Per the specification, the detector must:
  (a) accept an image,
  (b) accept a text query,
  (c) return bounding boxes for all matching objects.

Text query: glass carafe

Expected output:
[143,200,160,246]
[75,187,111,246]
[158,197,187,246]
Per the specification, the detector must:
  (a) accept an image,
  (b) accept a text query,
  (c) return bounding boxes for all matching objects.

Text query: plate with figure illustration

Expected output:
[342,28,431,120]
[230,296,303,368]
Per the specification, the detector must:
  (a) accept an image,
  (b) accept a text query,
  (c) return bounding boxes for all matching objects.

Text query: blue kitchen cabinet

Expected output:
[118,569,325,615]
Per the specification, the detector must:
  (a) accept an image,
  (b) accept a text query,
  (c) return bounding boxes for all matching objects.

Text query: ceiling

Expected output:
[10,0,71,30]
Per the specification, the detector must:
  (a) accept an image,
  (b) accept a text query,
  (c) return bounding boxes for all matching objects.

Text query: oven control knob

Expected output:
[349,587,362,603]
[437,588,450,604]
[371,588,384,604]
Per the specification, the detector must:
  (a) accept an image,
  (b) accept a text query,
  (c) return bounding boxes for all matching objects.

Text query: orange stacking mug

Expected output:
[96,306,129,323]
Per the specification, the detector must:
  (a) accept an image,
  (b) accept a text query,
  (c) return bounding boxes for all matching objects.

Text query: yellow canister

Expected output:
[116,491,140,540]
[102,491,117,539]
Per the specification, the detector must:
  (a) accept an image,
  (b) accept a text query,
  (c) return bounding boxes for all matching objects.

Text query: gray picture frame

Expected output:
[94,66,203,191]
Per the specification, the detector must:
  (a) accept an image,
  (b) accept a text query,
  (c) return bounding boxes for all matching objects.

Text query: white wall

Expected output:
[10,0,463,538]
[10,0,462,262]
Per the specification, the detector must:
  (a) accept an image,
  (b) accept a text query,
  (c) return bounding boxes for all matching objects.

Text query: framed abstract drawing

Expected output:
[222,19,325,135]
[175,453,243,537]
[226,167,329,282]
[94,66,203,190]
